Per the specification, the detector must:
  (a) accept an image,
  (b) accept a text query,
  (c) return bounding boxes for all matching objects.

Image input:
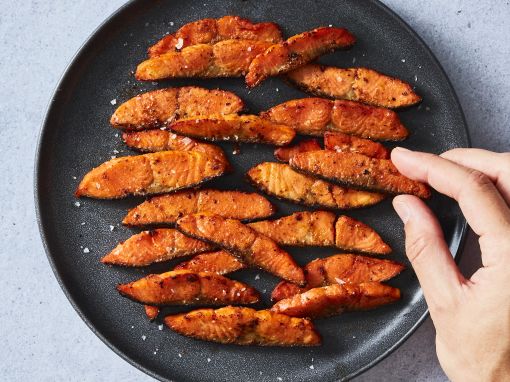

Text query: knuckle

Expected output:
[465,168,493,190]
[500,152,510,168]
[405,234,431,264]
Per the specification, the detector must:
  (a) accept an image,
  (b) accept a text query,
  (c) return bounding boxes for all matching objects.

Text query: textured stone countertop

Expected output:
[0,1,508,381]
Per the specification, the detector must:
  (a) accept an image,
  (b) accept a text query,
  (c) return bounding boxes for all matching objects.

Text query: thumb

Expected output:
[393,195,465,310]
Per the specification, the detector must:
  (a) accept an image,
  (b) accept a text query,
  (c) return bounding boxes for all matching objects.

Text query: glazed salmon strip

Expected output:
[117,270,259,306]
[246,27,356,87]
[174,250,246,275]
[110,87,243,130]
[334,215,391,255]
[286,64,421,108]
[75,151,228,199]
[262,97,407,141]
[136,40,272,81]
[165,306,321,346]
[271,254,404,302]
[290,151,430,198]
[323,132,390,159]
[169,114,296,146]
[123,189,274,226]
[148,16,282,57]
[176,213,305,285]
[144,305,160,321]
[271,282,401,318]
[274,139,321,162]
[247,162,385,209]
[101,229,214,267]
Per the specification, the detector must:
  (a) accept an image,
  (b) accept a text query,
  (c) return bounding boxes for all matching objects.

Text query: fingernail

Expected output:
[394,146,410,153]
[393,198,410,224]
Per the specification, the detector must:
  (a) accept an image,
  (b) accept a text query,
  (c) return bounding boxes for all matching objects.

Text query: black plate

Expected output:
[35,1,469,381]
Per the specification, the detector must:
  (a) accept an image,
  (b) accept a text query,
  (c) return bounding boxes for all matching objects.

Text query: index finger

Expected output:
[391,147,510,238]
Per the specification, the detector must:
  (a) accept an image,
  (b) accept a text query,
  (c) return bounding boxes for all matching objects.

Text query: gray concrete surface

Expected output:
[0,1,508,381]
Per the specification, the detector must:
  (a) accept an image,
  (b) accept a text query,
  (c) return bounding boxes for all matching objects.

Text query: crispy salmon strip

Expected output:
[271,254,404,301]
[290,151,430,198]
[262,97,407,141]
[271,282,401,318]
[169,114,296,146]
[286,64,421,108]
[165,306,321,346]
[274,139,321,162]
[144,305,160,321]
[101,229,214,267]
[148,16,282,57]
[246,27,356,87]
[136,40,272,81]
[110,87,243,130]
[174,250,246,274]
[176,213,305,285]
[335,215,391,255]
[75,151,228,199]
[324,132,389,159]
[117,270,259,306]
[123,189,274,226]
[247,162,385,209]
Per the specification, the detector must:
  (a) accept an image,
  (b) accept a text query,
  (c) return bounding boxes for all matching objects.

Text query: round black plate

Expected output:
[35,1,469,381]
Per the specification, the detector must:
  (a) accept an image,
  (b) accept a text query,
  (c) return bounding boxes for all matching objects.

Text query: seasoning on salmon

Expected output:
[274,139,321,162]
[136,40,273,81]
[286,64,421,108]
[271,254,404,301]
[290,151,430,198]
[123,189,274,226]
[246,27,356,87]
[75,151,228,199]
[176,213,305,285]
[164,306,321,346]
[110,87,243,130]
[324,132,390,159]
[169,114,296,146]
[117,270,259,306]
[262,97,407,141]
[148,16,282,57]
[101,229,214,267]
[271,282,401,318]
[247,162,385,209]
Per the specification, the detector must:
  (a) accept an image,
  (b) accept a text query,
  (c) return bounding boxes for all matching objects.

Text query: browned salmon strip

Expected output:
[271,282,401,318]
[136,40,272,81]
[148,16,282,57]
[110,87,244,130]
[144,305,160,321]
[262,97,407,141]
[101,229,214,267]
[247,162,385,209]
[324,132,389,159]
[271,254,404,301]
[336,215,391,255]
[174,250,246,274]
[176,213,305,285]
[246,27,356,87]
[165,306,321,346]
[75,151,228,199]
[169,114,296,146]
[286,64,421,108]
[117,270,259,306]
[274,139,321,162]
[290,151,430,198]
[123,189,274,226]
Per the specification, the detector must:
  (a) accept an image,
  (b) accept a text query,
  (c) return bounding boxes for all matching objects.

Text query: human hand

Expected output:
[391,147,510,382]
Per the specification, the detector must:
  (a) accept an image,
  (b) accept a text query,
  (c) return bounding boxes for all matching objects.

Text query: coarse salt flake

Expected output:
[158,324,164,331]
[113,149,119,154]
[255,274,260,280]
[178,353,182,358]
[352,57,356,64]
[109,225,115,231]
[142,335,147,341]
[175,38,184,49]
[110,98,117,105]
[247,46,252,52]
[72,176,77,180]
[83,247,90,253]
[207,358,211,362]
[170,21,174,26]
[275,88,279,92]
[74,201,81,207]
[277,378,283,381]
[401,59,406,63]
[309,365,314,370]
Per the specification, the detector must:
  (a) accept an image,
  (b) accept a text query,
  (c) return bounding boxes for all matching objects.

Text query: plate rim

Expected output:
[34,1,470,381]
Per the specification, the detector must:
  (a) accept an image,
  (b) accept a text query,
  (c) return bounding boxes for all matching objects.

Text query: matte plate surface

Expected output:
[36,1,469,381]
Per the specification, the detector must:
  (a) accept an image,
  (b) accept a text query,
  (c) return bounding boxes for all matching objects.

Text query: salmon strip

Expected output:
[101,229,214,267]
[136,40,272,81]
[144,305,160,321]
[324,132,389,159]
[174,250,246,275]
[176,213,305,285]
[165,306,321,346]
[271,254,404,302]
[247,162,385,209]
[169,114,296,146]
[117,270,259,306]
[274,139,321,162]
[262,97,407,141]
[335,215,391,255]
[286,64,421,108]
[290,151,430,198]
[246,27,356,87]
[75,151,228,199]
[148,16,282,57]
[271,282,401,318]
[123,189,274,226]
[110,87,243,130]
